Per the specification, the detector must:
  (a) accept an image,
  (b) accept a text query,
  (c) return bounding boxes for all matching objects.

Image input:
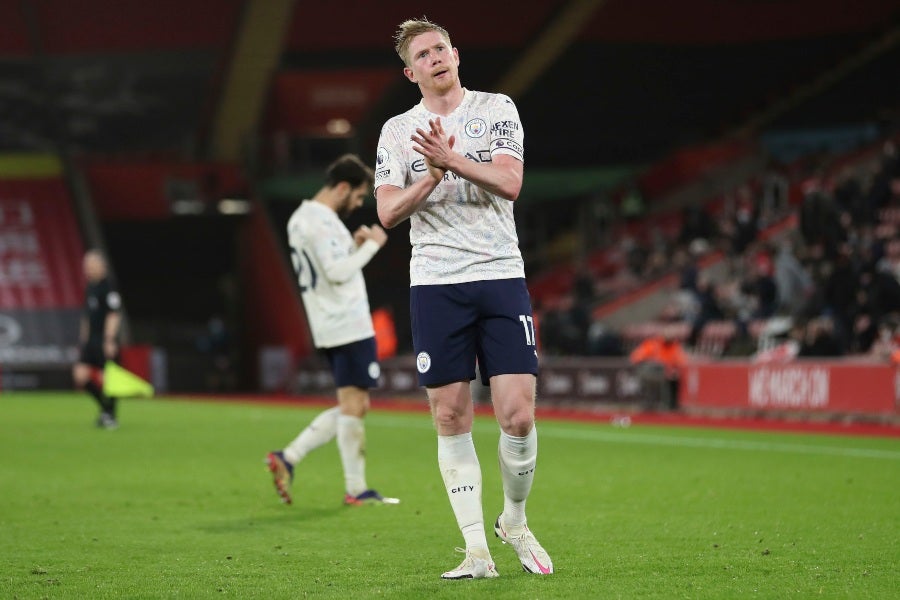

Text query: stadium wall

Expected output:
[683,361,897,416]
[289,356,899,419]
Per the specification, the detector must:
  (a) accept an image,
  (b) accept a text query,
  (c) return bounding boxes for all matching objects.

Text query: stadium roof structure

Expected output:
[0,0,897,167]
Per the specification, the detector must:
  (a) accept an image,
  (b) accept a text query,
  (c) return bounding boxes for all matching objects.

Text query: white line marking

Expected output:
[370,415,900,461]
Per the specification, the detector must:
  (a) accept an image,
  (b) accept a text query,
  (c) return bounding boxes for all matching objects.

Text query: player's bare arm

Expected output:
[412,117,523,201]
[103,312,121,359]
[376,177,441,229]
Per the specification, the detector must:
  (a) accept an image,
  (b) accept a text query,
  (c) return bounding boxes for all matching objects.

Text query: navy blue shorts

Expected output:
[410,278,539,387]
[322,337,380,389]
[79,343,106,369]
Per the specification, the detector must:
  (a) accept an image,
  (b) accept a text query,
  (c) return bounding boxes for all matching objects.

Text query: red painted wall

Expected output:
[237,205,312,386]
[683,361,898,415]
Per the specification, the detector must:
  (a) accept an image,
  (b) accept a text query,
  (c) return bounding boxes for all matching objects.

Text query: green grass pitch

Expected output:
[1,392,897,599]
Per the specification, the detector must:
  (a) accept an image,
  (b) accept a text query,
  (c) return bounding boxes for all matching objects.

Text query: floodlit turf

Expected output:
[1,393,897,599]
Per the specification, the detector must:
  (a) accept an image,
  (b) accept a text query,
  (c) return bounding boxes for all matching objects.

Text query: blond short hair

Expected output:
[393,18,452,66]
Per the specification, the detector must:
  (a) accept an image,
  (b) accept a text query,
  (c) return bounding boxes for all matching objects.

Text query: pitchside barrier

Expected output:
[286,356,900,418]
[682,360,897,416]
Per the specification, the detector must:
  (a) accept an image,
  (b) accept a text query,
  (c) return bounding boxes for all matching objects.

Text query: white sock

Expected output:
[283,406,339,464]
[337,414,367,497]
[498,426,537,531]
[438,433,488,554]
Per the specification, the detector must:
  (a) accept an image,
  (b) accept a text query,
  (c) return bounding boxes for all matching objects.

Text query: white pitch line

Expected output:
[534,426,900,461]
[370,415,900,461]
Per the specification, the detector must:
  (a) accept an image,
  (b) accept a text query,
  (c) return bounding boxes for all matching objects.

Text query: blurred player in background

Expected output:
[375,19,552,579]
[72,250,122,429]
[266,154,398,507]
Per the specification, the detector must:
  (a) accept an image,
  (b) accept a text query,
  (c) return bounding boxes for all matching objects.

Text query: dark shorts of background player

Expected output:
[321,336,380,389]
[410,278,539,387]
[78,343,106,370]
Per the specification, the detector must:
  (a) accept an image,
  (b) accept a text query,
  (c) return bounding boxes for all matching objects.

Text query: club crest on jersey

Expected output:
[376,146,390,166]
[465,118,486,138]
[368,361,381,380]
[416,351,432,373]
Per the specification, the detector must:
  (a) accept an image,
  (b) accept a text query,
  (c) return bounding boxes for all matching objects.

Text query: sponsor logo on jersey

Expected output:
[492,138,523,156]
[376,146,390,166]
[465,118,486,138]
[416,351,431,373]
[464,150,492,163]
[491,120,519,138]
[375,169,391,181]
[411,150,491,179]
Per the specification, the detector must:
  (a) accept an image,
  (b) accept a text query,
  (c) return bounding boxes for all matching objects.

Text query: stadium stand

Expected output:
[0,173,85,387]
[573,135,900,361]
[0,0,897,399]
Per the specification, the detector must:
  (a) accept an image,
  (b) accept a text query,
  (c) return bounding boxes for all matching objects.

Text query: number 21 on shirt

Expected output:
[290,247,317,293]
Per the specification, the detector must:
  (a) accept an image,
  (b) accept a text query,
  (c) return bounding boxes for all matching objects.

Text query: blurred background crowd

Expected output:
[0,0,897,392]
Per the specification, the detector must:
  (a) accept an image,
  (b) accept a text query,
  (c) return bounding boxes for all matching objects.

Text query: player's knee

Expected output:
[338,387,370,417]
[351,396,370,418]
[500,406,534,437]
[72,365,87,387]
[431,403,467,430]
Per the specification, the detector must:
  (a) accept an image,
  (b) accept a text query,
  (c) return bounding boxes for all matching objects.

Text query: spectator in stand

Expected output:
[850,310,878,354]
[572,263,595,305]
[629,333,688,411]
[536,300,587,356]
[834,172,870,224]
[688,272,725,346]
[643,247,669,279]
[824,247,859,350]
[678,204,715,248]
[799,181,843,261]
[867,141,900,210]
[586,321,624,356]
[799,316,843,357]
[862,261,900,321]
[867,317,899,361]
[747,250,778,319]
[623,236,648,278]
[730,187,759,255]
[774,238,813,317]
[675,246,699,293]
[619,185,646,222]
[762,167,789,219]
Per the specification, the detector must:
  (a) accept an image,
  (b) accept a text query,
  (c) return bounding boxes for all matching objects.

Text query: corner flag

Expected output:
[103,361,154,398]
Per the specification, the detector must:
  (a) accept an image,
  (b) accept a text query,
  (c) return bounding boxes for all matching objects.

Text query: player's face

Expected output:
[338,183,370,217]
[403,31,459,95]
[83,254,106,282]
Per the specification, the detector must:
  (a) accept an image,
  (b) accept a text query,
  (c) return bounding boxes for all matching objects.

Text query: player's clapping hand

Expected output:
[353,225,370,246]
[354,224,388,247]
[411,117,456,183]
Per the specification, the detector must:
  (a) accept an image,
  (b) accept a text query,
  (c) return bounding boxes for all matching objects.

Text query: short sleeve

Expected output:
[105,289,122,311]
[488,95,524,162]
[374,121,407,190]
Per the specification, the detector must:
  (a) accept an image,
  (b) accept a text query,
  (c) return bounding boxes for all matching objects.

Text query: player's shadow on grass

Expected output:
[198,507,345,533]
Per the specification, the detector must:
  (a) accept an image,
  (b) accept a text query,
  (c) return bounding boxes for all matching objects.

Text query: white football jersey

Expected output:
[375,89,526,286]
[287,200,379,348]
